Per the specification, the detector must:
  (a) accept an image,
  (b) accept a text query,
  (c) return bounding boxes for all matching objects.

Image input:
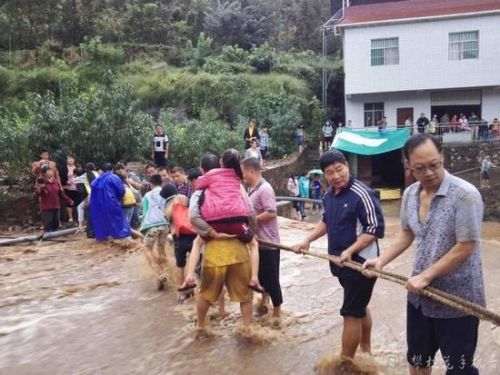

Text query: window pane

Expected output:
[371,38,399,66]
[449,31,479,61]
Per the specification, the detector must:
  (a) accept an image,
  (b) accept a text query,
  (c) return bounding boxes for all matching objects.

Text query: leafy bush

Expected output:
[248,43,275,73]
[184,33,213,70]
[160,108,244,168]
[0,74,153,181]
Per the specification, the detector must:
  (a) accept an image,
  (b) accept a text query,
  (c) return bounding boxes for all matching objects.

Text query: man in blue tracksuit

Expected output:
[293,149,384,360]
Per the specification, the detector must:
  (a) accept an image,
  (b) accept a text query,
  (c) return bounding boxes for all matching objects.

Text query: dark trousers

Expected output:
[41,209,60,232]
[154,152,167,167]
[258,248,283,307]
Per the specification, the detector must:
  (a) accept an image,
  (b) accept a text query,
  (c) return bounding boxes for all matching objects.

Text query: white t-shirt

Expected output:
[153,133,169,152]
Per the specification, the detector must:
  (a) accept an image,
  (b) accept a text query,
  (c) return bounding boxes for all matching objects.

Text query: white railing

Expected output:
[351,122,500,144]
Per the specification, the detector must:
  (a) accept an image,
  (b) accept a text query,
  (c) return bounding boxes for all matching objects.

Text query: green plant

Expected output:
[248,43,275,73]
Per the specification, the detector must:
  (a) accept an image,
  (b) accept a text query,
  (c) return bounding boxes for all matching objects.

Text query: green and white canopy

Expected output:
[331,128,411,156]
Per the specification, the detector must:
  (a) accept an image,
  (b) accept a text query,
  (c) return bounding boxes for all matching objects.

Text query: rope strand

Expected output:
[258,239,500,326]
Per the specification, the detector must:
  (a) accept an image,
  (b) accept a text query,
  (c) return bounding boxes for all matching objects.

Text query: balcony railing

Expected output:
[357,122,500,144]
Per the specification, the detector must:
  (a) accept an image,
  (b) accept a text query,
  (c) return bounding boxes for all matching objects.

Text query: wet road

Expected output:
[1,204,499,374]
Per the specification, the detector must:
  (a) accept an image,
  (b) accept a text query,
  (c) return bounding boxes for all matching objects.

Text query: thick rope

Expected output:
[258,239,500,326]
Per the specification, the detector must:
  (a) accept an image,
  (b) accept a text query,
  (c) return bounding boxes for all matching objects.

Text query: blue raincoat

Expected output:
[90,172,131,240]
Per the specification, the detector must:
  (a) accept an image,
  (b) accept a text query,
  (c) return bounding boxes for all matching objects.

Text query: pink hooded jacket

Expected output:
[195,168,250,221]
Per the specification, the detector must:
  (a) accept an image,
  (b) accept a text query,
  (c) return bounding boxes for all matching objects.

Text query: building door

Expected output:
[397,107,413,127]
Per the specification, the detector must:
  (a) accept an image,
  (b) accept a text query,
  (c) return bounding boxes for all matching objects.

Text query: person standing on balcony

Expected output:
[416,113,429,134]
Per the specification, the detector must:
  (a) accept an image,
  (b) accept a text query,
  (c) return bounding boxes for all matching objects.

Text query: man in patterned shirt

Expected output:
[364,134,485,375]
[171,166,192,199]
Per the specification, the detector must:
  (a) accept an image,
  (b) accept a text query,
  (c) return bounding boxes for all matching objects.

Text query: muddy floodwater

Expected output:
[1,202,499,374]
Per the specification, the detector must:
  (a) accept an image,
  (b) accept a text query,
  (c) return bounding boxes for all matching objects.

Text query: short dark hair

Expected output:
[145,163,156,171]
[113,162,126,172]
[403,134,442,160]
[240,157,261,172]
[74,167,85,177]
[149,174,162,186]
[157,166,169,173]
[200,153,220,172]
[171,166,185,174]
[101,162,114,172]
[319,149,347,172]
[187,168,202,181]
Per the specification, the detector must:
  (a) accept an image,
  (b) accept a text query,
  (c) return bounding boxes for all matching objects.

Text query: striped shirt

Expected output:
[322,177,385,277]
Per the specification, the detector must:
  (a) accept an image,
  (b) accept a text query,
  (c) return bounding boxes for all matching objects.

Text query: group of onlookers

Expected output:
[286,172,324,220]
[404,113,500,140]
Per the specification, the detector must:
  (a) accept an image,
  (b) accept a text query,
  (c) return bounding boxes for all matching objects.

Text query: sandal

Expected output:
[177,283,197,292]
[248,283,265,294]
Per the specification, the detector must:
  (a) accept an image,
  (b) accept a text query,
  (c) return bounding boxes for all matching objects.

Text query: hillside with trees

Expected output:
[0,0,344,178]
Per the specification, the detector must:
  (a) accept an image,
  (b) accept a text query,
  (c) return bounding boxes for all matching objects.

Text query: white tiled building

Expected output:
[335,0,500,128]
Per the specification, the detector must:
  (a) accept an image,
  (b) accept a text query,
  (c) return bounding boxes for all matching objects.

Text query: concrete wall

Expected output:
[443,142,500,172]
[443,142,500,220]
[482,88,500,122]
[262,152,308,196]
[345,91,430,128]
[343,14,500,95]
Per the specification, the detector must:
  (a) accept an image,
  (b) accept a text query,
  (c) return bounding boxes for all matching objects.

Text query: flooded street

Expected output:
[1,202,500,374]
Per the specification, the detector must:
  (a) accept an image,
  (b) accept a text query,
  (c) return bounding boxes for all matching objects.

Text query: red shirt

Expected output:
[36,178,68,210]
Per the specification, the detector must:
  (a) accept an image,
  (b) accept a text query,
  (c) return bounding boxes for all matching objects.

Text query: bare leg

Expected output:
[248,238,261,287]
[360,307,373,354]
[218,290,227,317]
[176,267,184,287]
[66,207,73,222]
[341,316,363,358]
[240,301,253,327]
[157,231,167,262]
[197,297,212,329]
[143,247,161,276]
[272,305,281,318]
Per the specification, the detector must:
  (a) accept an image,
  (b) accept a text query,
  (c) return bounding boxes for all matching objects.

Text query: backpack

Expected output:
[172,201,196,236]
[122,185,137,207]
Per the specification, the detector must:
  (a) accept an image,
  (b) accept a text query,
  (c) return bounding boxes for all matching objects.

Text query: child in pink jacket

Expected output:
[191,149,264,293]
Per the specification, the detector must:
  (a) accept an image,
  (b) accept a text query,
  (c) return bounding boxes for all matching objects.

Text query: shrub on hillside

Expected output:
[159,108,245,168]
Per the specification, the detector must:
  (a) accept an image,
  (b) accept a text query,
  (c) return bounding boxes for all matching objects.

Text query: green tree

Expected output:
[204,0,275,50]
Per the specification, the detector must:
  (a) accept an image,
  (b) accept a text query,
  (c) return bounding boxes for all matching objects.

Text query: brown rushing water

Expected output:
[1,201,499,375]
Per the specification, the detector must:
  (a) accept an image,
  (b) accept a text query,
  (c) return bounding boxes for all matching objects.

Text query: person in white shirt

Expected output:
[152,123,169,167]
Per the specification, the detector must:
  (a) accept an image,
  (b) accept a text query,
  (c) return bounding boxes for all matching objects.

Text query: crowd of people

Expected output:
[30,117,490,373]
[402,112,500,140]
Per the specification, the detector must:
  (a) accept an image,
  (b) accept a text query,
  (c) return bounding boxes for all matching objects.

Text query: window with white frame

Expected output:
[449,31,479,60]
[371,38,399,66]
[364,103,384,127]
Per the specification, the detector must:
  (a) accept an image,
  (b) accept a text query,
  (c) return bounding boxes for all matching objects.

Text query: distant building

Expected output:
[335,0,500,128]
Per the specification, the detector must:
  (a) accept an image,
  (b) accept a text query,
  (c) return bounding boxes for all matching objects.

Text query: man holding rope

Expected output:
[363,134,485,375]
[292,149,385,359]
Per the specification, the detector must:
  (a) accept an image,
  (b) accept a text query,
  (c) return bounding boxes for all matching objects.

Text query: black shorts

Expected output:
[258,247,283,307]
[338,274,376,318]
[173,234,196,268]
[407,302,479,374]
[323,136,333,143]
[481,170,489,180]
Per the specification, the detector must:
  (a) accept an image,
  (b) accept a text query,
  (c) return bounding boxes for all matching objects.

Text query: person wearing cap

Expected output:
[292,149,385,359]
[140,174,171,290]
